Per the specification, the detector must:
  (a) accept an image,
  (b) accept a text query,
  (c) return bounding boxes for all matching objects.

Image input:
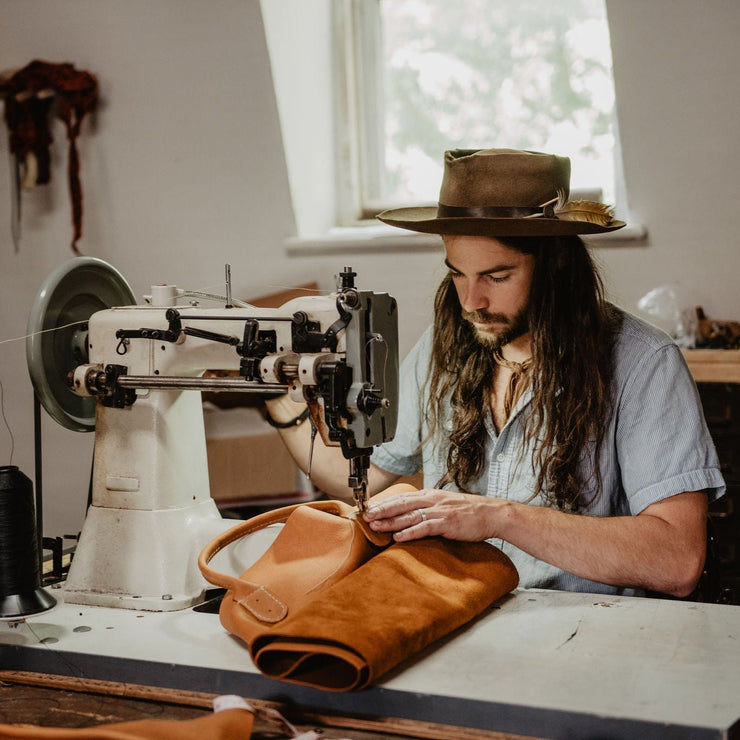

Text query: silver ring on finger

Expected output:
[417,508,427,522]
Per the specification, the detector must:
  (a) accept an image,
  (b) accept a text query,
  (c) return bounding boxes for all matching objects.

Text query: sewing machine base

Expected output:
[64,500,236,611]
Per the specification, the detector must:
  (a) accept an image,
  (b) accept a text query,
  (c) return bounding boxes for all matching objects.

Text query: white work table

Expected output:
[1,587,739,739]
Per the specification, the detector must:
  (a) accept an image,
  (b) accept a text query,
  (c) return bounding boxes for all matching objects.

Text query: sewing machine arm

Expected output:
[72,270,399,509]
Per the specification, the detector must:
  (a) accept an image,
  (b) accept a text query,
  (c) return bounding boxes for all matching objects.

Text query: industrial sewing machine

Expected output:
[27,259,398,611]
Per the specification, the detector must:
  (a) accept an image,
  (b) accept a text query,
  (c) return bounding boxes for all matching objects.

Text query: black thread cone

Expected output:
[0,465,56,618]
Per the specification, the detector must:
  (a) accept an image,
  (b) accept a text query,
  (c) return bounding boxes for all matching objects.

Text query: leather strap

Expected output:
[199,487,409,617]
[198,500,348,591]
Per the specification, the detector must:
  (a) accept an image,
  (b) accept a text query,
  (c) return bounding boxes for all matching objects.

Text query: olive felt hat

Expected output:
[377,148,625,237]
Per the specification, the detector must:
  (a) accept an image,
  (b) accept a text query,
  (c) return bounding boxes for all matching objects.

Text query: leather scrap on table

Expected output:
[0,694,352,739]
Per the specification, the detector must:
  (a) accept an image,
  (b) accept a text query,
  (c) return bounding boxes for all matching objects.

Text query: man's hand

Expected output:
[363,488,503,542]
[364,487,708,598]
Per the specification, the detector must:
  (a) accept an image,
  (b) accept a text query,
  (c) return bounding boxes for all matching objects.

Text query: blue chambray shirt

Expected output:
[372,308,726,595]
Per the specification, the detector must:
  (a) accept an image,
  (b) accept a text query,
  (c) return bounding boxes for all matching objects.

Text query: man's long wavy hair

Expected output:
[429,234,620,511]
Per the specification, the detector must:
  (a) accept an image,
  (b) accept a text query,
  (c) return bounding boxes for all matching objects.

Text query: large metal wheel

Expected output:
[26,257,137,432]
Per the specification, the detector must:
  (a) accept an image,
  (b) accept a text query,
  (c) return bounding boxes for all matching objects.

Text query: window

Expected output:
[334,0,625,227]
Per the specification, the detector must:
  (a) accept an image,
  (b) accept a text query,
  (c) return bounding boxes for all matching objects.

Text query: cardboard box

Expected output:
[204,404,309,504]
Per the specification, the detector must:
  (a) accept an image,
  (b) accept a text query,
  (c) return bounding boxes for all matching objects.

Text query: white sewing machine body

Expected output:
[64,279,398,611]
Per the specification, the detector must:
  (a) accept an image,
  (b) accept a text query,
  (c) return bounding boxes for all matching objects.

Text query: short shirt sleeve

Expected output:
[614,339,725,513]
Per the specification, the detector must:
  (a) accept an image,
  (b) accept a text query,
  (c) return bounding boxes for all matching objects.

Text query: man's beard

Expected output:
[462,307,530,349]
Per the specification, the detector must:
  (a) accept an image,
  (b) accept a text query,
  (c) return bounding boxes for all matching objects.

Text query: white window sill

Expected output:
[588,222,648,244]
[285,223,443,254]
[285,221,647,254]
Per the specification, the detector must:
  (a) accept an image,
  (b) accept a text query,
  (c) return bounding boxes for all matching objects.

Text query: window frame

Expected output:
[333,0,388,225]
[331,0,644,242]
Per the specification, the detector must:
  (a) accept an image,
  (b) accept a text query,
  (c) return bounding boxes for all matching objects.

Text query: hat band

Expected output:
[437,203,543,219]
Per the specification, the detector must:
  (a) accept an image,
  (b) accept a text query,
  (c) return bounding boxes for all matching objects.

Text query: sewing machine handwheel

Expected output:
[26,257,137,432]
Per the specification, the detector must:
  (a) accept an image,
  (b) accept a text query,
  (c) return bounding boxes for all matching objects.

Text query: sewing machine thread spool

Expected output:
[150,284,178,307]
[0,465,56,620]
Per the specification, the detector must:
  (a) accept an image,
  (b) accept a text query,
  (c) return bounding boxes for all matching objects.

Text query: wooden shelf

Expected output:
[683,349,740,383]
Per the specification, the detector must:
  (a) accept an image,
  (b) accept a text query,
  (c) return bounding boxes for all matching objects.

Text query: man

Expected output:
[267,148,725,597]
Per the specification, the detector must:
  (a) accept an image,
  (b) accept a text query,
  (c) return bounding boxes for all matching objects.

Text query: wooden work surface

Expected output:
[0,672,535,740]
[683,348,740,383]
[1,588,739,739]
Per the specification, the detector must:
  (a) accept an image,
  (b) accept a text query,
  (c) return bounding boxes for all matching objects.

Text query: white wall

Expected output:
[0,0,738,538]
[602,0,740,321]
[0,0,440,537]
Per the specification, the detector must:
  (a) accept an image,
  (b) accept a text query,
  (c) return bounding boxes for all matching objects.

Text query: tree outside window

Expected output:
[343,0,618,220]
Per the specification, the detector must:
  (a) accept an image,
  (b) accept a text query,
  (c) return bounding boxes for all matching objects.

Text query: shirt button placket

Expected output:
[488,441,510,500]
[487,441,510,550]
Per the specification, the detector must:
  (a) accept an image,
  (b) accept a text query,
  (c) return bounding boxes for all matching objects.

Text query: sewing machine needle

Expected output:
[354,483,368,513]
[224,264,233,308]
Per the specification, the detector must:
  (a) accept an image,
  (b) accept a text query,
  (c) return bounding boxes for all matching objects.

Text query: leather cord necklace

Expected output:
[492,348,532,421]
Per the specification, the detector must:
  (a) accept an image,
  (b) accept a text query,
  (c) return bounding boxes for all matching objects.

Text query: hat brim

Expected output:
[378,206,625,237]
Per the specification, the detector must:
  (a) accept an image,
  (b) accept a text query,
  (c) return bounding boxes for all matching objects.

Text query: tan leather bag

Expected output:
[198,484,519,692]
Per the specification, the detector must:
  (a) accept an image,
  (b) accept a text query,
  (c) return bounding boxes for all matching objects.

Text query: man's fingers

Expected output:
[364,492,426,520]
[366,506,422,530]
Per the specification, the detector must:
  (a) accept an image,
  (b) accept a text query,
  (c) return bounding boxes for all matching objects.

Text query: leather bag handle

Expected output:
[198,500,351,592]
[199,483,415,595]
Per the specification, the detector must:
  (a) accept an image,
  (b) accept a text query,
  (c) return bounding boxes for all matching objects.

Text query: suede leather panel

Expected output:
[249,538,518,691]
